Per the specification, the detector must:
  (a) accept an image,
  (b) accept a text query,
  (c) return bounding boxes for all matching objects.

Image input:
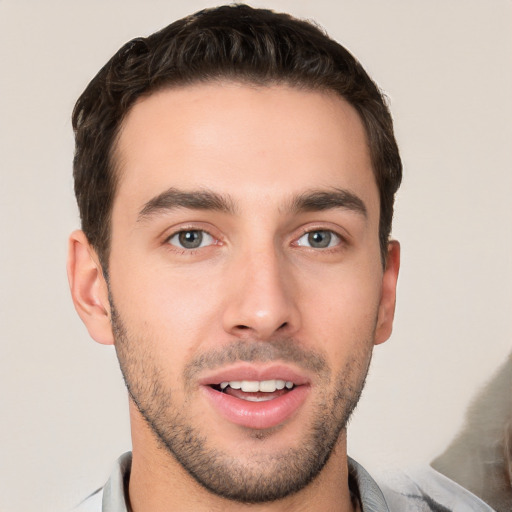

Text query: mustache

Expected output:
[184,338,329,381]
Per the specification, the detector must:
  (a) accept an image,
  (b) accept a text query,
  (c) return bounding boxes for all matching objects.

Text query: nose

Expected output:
[222,247,301,340]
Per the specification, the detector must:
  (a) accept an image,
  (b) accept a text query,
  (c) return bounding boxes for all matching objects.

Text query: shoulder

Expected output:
[72,452,132,512]
[377,465,496,512]
[73,488,103,512]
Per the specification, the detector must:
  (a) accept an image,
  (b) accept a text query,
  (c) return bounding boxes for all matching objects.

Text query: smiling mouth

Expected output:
[211,379,296,402]
[202,371,309,429]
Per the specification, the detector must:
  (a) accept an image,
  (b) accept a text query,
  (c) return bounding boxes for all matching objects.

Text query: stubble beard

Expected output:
[110,301,373,504]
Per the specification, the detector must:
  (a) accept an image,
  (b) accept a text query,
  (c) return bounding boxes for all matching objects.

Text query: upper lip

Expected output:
[198,363,310,387]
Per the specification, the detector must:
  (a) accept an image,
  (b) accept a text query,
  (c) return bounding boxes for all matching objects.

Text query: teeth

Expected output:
[260,379,284,392]
[220,379,294,392]
[275,380,286,390]
[242,395,276,402]
[241,381,260,392]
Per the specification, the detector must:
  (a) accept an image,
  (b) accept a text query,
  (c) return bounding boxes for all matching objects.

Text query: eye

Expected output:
[295,230,341,249]
[167,230,215,250]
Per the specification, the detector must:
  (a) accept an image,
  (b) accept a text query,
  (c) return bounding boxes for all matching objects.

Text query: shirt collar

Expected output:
[100,452,390,512]
[348,456,390,512]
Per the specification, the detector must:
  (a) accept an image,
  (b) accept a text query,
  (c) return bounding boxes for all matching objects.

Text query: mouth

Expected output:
[211,379,296,402]
[199,366,310,430]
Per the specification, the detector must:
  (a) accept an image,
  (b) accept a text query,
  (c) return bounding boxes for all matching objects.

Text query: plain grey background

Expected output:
[0,1,511,511]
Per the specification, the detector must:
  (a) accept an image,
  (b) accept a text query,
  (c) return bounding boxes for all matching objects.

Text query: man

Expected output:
[67,5,492,511]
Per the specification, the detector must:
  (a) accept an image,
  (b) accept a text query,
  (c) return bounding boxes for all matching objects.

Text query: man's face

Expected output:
[105,83,397,502]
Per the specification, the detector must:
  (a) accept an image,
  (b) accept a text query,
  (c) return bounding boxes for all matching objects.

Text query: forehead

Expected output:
[113,82,378,218]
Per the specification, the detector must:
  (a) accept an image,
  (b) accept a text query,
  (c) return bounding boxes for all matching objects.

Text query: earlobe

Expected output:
[374,240,400,345]
[67,230,114,345]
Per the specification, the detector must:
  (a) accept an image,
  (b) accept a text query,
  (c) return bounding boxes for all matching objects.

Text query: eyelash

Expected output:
[293,228,346,251]
[164,226,346,256]
[165,228,220,253]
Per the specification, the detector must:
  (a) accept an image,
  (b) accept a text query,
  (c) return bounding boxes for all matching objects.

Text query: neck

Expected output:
[128,402,356,512]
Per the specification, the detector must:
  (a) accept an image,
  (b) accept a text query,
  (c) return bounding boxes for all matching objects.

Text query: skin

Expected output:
[68,83,400,512]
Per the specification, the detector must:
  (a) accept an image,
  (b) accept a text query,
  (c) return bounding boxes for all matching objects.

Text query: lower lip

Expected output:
[202,385,310,430]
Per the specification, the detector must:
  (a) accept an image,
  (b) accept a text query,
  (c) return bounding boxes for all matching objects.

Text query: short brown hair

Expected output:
[72,4,402,270]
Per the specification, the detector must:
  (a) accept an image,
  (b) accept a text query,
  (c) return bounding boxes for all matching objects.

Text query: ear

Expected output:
[374,240,400,345]
[67,230,114,345]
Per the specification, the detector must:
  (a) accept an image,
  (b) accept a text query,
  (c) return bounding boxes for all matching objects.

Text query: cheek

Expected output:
[110,260,224,354]
[300,265,382,352]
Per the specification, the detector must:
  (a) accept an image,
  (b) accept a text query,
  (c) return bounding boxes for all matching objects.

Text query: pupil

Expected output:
[308,231,331,248]
[179,230,202,249]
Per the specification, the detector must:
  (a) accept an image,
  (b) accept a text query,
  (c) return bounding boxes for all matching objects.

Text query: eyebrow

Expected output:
[138,187,236,221]
[288,188,367,218]
[137,186,367,222]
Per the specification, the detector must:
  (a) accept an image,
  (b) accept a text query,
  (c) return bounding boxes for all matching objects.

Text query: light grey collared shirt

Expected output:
[75,452,493,512]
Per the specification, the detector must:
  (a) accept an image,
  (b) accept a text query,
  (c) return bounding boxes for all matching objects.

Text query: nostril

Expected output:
[235,325,250,330]
[278,322,288,330]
